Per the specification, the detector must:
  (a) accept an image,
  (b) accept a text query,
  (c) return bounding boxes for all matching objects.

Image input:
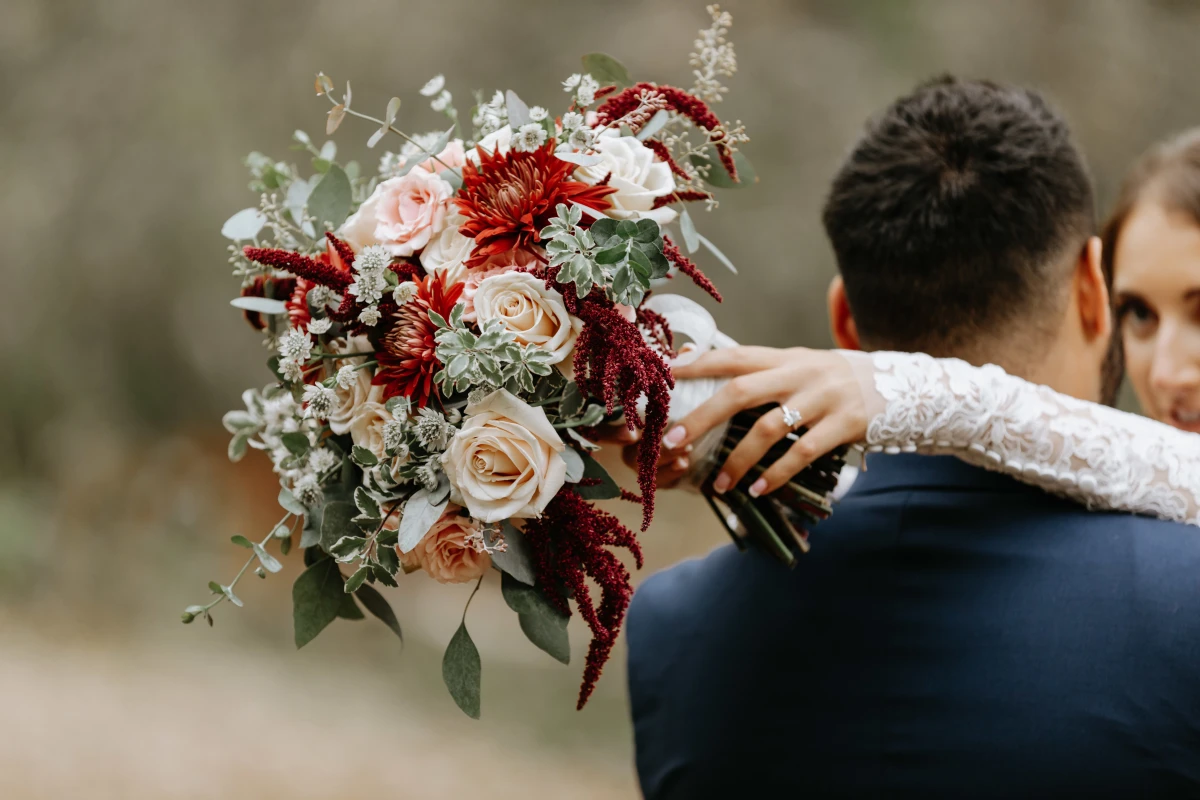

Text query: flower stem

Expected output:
[196,511,291,615]
[324,95,461,177]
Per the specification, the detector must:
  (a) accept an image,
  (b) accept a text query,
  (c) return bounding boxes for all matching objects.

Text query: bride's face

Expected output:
[1113,199,1200,431]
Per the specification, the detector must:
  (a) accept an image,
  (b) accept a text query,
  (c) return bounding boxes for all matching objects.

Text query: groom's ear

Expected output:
[1075,235,1111,342]
[827,275,861,350]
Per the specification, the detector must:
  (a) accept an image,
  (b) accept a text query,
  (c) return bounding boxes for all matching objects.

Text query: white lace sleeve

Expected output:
[855,350,1200,526]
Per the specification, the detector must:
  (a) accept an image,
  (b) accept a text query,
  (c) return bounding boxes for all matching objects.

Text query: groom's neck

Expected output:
[947,343,1101,403]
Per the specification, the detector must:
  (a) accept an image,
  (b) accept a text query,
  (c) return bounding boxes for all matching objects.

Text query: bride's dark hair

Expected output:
[822,75,1095,357]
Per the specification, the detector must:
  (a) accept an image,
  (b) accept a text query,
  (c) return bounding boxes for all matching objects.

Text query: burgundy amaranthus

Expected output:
[595,82,739,182]
[557,283,674,531]
[523,488,644,709]
[663,235,722,303]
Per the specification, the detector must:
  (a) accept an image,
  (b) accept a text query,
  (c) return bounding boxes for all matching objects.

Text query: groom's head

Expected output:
[822,76,1115,402]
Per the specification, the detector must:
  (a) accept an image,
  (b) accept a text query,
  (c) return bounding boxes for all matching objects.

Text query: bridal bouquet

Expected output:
[185,7,752,715]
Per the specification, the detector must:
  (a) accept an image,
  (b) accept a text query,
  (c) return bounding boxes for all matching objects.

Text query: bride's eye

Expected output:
[1116,297,1158,338]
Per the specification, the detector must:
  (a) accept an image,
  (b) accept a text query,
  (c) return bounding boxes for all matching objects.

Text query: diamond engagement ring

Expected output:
[780,404,803,430]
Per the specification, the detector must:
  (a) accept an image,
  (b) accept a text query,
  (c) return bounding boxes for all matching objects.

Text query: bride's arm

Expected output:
[848,350,1200,526]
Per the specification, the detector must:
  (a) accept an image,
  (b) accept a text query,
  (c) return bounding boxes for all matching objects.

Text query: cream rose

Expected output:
[395,506,490,584]
[442,390,567,522]
[471,272,581,365]
[346,401,391,461]
[419,215,474,286]
[327,336,383,435]
[575,132,677,225]
[339,170,453,257]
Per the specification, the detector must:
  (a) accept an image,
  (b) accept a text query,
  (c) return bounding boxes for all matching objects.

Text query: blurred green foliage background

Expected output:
[2,0,1198,796]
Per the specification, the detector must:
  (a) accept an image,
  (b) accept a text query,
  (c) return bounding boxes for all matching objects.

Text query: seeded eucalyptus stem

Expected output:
[190,511,291,619]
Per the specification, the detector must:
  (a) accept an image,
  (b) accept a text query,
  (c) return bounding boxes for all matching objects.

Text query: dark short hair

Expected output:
[822,76,1095,355]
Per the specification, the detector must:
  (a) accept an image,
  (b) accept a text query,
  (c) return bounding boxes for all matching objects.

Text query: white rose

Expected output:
[467,125,513,164]
[472,272,582,365]
[441,390,567,522]
[339,169,453,257]
[575,132,678,225]
[419,215,474,286]
[327,336,383,435]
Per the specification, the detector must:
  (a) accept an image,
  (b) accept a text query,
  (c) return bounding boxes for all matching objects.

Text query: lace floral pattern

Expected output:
[865,351,1200,525]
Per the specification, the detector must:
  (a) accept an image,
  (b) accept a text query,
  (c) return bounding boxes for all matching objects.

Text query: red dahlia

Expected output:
[455,141,617,268]
[372,274,464,407]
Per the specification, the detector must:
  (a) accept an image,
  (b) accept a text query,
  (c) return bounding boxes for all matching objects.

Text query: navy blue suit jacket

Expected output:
[628,454,1200,798]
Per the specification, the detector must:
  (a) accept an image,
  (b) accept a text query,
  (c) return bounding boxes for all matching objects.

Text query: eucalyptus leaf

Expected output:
[230,535,253,549]
[581,53,632,88]
[386,96,402,124]
[356,583,403,642]
[696,233,738,275]
[292,558,345,648]
[396,487,450,553]
[319,501,357,553]
[501,572,570,665]
[307,164,352,230]
[687,149,757,189]
[278,487,307,516]
[221,208,267,241]
[229,296,288,315]
[442,623,482,719]
[505,90,531,128]
[490,521,536,586]
[281,432,311,457]
[561,447,585,483]
[574,452,621,500]
[636,109,671,141]
[253,543,283,573]
[337,593,365,620]
[566,428,601,452]
[679,208,700,254]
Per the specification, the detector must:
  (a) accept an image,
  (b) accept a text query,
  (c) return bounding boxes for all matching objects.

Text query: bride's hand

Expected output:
[665,346,872,498]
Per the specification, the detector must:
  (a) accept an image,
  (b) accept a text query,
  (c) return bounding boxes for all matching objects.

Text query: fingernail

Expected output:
[662,426,686,449]
[674,457,689,471]
[684,444,694,454]
[748,478,767,498]
[713,472,732,494]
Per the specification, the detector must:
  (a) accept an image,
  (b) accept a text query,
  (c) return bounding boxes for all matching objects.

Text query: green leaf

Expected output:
[319,500,357,553]
[228,433,250,462]
[636,109,670,141]
[561,447,585,483]
[344,565,370,593]
[307,164,352,230]
[442,622,482,718]
[632,218,660,243]
[696,233,738,275]
[581,53,632,88]
[595,244,627,265]
[375,544,400,577]
[353,486,380,519]
[505,90,531,127]
[292,558,346,648]
[490,521,536,585]
[329,534,366,560]
[221,208,267,241]
[278,487,307,516]
[208,580,222,595]
[501,572,570,665]
[230,296,287,314]
[589,217,619,243]
[560,382,585,418]
[356,583,404,642]
[679,208,700,254]
[351,445,378,467]
[397,486,450,553]
[574,452,620,500]
[281,432,311,457]
[687,149,757,190]
[230,534,253,549]
[337,592,365,620]
[616,219,639,239]
[253,543,283,573]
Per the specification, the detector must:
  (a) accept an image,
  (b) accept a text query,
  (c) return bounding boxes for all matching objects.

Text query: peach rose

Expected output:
[441,390,567,522]
[471,272,581,365]
[408,139,468,175]
[339,170,453,257]
[395,506,490,584]
[327,336,383,435]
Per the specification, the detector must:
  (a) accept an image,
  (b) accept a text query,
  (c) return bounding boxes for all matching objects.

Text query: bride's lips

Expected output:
[1167,406,1200,433]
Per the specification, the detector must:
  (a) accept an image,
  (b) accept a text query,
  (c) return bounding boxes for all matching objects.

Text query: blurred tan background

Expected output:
[2,0,1199,797]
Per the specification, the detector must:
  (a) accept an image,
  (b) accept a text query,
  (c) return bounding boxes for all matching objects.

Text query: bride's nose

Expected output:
[1148,318,1200,394]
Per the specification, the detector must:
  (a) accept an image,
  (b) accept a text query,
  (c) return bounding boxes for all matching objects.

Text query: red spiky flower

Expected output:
[372,273,463,407]
[455,141,617,268]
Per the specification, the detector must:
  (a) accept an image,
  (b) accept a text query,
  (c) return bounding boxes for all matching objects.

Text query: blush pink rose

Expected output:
[339,170,453,257]
[395,506,490,584]
[405,139,468,175]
